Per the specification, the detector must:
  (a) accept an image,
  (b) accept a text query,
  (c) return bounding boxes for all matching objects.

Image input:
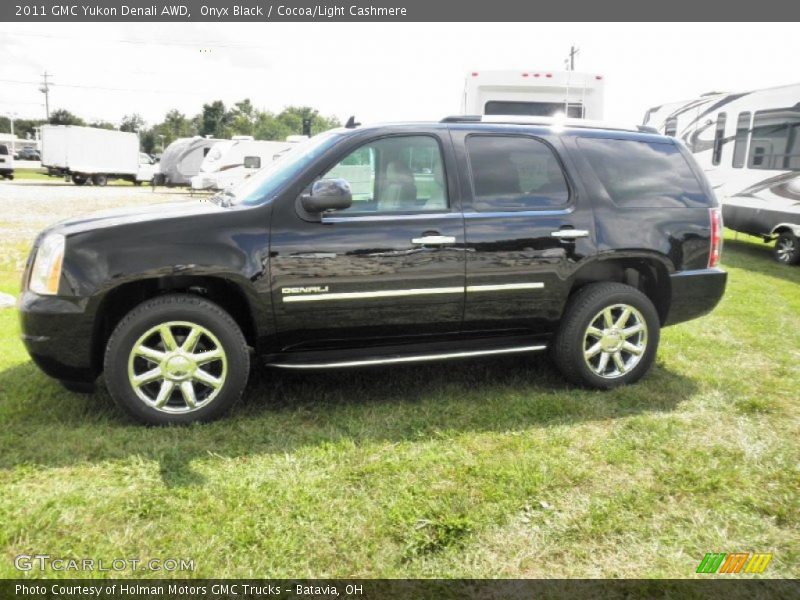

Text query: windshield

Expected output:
[225,130,348,206]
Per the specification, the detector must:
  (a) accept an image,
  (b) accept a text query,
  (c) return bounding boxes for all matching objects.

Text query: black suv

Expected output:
[19,117,727,425]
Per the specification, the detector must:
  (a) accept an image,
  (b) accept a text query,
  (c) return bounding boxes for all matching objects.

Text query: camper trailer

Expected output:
[190,136,303,191]
[644,83,800,265]
[0,144,13,180]
[41,125,155,186]
[462,70,605,119]
[154,136,224,186]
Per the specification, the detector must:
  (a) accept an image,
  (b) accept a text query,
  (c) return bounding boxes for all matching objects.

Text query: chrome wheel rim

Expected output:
[127,321,227,414]
[583,304,648,379]
[776,237,795,262]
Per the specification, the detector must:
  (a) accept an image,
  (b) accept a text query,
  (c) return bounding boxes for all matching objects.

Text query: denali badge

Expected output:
[282,286,330,295]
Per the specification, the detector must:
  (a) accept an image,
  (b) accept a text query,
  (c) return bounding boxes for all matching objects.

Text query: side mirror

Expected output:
[301,178,353,213]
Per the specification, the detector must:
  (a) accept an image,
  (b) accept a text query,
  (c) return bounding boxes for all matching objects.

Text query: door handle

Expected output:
[550,229,590,239]
[412,235,456,245]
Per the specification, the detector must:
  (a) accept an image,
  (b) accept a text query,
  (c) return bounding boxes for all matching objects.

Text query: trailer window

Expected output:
[664,117,678,137]
[748,108,800,171]
[732,112,751,169]
[712,113,727,166]
[577,138,709,208]
[484,101,583,119]
[244,156,261,169]
[466,135,569,211]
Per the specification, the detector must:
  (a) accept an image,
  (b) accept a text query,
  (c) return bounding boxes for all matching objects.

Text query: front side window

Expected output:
[712,112,727,166]
[748,108,800,171]
[466,135,569,211]
[0,145,7,156]
[324,135,448,213]
[577,137,708,208]
[732,112,751,169]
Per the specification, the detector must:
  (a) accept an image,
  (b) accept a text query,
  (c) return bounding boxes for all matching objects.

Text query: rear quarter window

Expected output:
[577,137,710,208]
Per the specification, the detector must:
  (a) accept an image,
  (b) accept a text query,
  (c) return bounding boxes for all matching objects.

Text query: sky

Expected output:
[1,22,799,130]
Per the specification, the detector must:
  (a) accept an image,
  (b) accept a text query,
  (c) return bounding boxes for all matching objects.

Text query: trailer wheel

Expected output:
[92,174,108,187]
[72,174,88,186]
[774,231,800,265]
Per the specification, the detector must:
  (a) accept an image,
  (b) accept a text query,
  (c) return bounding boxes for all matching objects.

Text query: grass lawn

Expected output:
[0,231,797,579]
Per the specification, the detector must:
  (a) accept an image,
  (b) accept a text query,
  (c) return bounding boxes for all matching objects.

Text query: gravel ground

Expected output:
[0,179,197,277]
[0,179,196,244]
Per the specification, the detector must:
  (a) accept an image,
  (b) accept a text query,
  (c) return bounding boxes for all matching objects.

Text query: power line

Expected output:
[0,77,199,95]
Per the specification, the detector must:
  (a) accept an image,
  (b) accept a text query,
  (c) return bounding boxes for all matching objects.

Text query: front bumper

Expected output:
[664,268,727,326]
[18,291,98,383]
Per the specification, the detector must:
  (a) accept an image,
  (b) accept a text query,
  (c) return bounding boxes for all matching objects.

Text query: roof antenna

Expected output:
[345,116,360,129]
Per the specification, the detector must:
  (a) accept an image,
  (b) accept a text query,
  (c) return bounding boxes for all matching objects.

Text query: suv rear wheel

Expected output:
[104,294,250,425]
[553,282,660,389]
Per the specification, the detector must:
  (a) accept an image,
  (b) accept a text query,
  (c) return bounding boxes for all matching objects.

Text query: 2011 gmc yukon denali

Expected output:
[18,116,727,425]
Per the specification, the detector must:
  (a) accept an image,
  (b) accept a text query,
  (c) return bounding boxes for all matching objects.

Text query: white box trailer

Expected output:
[41,125,153,186]
[462,70,605,119]
[0,143,13,180]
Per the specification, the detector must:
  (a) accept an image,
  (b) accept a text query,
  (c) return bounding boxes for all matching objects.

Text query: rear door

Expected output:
[451,127,596,336]
[269,130,467,351]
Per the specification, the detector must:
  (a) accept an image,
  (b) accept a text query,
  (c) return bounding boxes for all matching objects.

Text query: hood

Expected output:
[49,200,225,237]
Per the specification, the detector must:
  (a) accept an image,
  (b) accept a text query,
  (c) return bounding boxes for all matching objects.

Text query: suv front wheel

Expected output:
[553,282,660,389]
[104,294,250,425]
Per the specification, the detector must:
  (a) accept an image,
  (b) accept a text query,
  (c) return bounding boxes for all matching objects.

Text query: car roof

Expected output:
[346,117,670,144]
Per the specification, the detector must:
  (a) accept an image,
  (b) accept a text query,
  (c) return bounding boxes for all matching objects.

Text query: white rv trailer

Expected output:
[41,125,155,186]
[643,83,800,264]
[155,136,224,186]
[462,70,605,119]
[190,136,306,191]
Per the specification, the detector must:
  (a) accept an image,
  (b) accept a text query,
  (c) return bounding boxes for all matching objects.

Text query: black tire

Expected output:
[72,174,88,186]
[92,174,108,186]
[60,380,95,394]
[552,282,660,389]
[773,231,800,265]
[104,294,250,425]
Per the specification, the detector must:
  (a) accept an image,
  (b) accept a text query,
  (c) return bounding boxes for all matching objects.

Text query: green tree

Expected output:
[88,121,116,130]
[229,99,257,136]
[49,109,85,126]
[120,113,146,133]
[199,101,231,138]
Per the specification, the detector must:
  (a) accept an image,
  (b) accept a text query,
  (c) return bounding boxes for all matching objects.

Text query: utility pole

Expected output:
[565,45,580,71]
[8,113,16,156]
[39,71,51,121]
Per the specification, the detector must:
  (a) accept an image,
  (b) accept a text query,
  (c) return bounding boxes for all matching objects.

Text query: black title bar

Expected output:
[3,0,800,21]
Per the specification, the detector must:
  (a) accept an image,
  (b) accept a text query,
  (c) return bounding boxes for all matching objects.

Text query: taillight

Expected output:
[708,207,723,268]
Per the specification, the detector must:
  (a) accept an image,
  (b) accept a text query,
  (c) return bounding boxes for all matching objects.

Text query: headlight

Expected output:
[29,234,65,295]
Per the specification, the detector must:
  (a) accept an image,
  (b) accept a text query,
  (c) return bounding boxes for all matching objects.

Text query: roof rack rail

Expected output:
[440,115,661,135]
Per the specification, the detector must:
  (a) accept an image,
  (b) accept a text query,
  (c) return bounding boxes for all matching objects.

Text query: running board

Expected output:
[267,344,548,370]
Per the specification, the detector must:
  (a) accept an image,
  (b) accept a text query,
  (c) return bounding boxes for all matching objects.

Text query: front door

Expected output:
[269,132,466,351]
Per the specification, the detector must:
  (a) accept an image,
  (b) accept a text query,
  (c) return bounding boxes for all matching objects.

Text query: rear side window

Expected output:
[466,135,569,211]
[0,145,7,156]
[577,137,709,208]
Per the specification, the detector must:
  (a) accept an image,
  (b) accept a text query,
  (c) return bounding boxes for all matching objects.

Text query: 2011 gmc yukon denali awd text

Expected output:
[18,116,727,425]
